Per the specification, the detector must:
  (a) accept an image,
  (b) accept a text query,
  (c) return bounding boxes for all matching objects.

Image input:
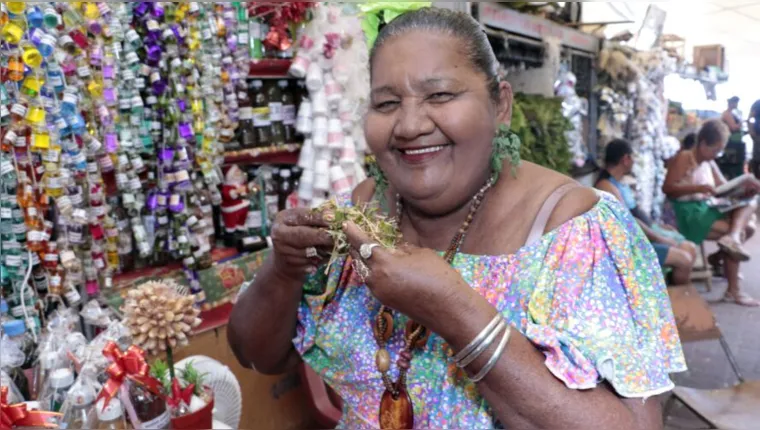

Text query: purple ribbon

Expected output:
[169,195,185,213]
[152,3,165,19]
[146,192,158,211]
[178,123,193,140]
[103,64,115,79]
[177,99,186,113]
[28,28,43,45]
[158,148,175,164]
[171,25,183,44]
[134,2,150,18]
[104,133,118,153]
[103,87,117,104]
[145,44,162,67]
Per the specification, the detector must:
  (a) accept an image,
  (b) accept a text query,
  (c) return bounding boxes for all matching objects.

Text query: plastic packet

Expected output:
[1,369,25,404]
[80,299,113,327]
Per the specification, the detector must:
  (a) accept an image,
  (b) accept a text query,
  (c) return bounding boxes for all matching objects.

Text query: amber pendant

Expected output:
[379,387,414,429]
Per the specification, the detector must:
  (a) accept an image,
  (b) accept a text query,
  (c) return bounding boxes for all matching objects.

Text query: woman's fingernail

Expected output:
[342,222,348,229]
[324,212,335,222]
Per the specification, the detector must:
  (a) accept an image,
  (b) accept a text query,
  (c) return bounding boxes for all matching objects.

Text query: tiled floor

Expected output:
[664,211,760,428]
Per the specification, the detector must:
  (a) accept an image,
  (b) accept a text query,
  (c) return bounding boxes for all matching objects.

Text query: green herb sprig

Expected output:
[315,200,400,274]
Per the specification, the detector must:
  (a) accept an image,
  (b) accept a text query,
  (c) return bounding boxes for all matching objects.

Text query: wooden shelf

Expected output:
[249,59,293,78]
[224,143,301,165]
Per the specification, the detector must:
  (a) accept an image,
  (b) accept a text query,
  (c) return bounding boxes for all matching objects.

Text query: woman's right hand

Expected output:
[270,208,334,281]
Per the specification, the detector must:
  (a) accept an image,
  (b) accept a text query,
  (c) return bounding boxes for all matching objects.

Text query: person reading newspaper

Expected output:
[665,119,760,306]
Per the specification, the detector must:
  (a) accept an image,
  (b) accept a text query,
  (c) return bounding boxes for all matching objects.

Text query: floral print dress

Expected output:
[291,192,686,429]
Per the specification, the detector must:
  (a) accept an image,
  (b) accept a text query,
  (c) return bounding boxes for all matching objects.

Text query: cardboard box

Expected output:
[693,44,726,71]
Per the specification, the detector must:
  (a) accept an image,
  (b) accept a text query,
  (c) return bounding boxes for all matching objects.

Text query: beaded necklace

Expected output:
[372,176,496,429]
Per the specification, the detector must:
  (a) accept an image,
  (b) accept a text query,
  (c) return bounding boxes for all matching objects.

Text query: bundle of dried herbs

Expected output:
[316,199,400,273]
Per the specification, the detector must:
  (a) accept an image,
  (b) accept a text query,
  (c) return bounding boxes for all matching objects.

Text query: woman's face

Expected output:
[698,140,726,161]
[365,31,511,215]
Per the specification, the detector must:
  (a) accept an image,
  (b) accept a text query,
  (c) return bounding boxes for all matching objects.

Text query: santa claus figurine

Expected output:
[221,166,249,244]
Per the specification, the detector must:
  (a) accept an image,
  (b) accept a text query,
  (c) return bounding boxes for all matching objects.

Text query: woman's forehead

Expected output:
[371,32,475,87]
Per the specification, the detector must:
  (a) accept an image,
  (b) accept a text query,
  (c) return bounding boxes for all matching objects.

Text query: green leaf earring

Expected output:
[491,124,522,180]
[366,155,389,208]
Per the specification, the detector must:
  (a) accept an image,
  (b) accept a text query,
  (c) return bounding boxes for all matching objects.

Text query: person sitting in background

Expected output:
[597,139,696,285]
[664,119,760,306]
[750,99,760,179]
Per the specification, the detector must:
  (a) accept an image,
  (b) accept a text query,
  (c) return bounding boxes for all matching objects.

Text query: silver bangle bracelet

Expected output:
[471,325,512,383]
[452,313,502,363]
[457,320,505,369]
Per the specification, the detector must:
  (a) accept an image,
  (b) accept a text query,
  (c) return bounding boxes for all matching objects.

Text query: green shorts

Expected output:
[670,200,724,245]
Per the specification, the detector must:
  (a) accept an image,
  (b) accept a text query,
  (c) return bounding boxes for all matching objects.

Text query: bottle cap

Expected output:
[49,368,74,389]
[96,398,124,422]
[2,319,26,336]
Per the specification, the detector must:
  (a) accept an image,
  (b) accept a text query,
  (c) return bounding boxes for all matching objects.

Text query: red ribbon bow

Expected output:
[167,378,195,409]
[96,342,165,409]
[1,387,61,430]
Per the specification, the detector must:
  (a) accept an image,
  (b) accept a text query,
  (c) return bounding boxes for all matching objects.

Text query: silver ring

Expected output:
[305,246,319,259]
[352,259,371,282]
[359,243,381,260]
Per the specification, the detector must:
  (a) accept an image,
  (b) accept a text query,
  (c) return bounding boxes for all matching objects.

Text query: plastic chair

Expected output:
[299,362,343,428]
[663,285,759,429]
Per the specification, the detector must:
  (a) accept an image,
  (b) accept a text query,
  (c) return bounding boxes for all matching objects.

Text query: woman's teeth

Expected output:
[401,145,446,155]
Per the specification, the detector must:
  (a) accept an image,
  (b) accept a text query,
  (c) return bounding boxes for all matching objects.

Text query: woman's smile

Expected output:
[396,143,453,165]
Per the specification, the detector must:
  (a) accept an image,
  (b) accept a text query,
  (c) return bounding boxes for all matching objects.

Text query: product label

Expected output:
[158,215,169,225]
[0,161,13,175]
[0,208,11,219]
[282,105,296,125]
[65,287,81,304]
[43,149,60,163]
[129,177,142,191]
[269,102,283,122]
[92,206,106,217]
[6,255,21,267]
[46,176,61,189]
[77,66,91,78]
[252,107,271,127]
[243,236,264,247]
[246,211,263,229]
[239,107,253,120]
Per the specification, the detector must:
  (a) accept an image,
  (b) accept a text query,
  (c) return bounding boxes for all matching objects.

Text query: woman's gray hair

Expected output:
[370,7,501,102]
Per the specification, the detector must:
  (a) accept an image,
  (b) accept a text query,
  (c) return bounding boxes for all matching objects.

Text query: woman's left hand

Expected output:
[342,221,473,329]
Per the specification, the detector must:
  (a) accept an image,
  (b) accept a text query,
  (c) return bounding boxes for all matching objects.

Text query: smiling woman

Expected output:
[228,7,685,430]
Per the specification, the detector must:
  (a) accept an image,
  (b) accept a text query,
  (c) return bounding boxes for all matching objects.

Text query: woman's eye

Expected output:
[428,92,455,102]
[373,101,399,111]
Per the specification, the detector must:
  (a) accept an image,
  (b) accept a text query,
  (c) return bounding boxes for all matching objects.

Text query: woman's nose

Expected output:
[393,101,435,141]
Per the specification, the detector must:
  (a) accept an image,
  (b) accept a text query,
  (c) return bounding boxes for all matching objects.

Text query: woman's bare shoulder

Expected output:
[512,163,599,232]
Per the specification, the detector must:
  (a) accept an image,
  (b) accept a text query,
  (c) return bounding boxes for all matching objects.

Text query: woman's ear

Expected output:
[496,81,513,127]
